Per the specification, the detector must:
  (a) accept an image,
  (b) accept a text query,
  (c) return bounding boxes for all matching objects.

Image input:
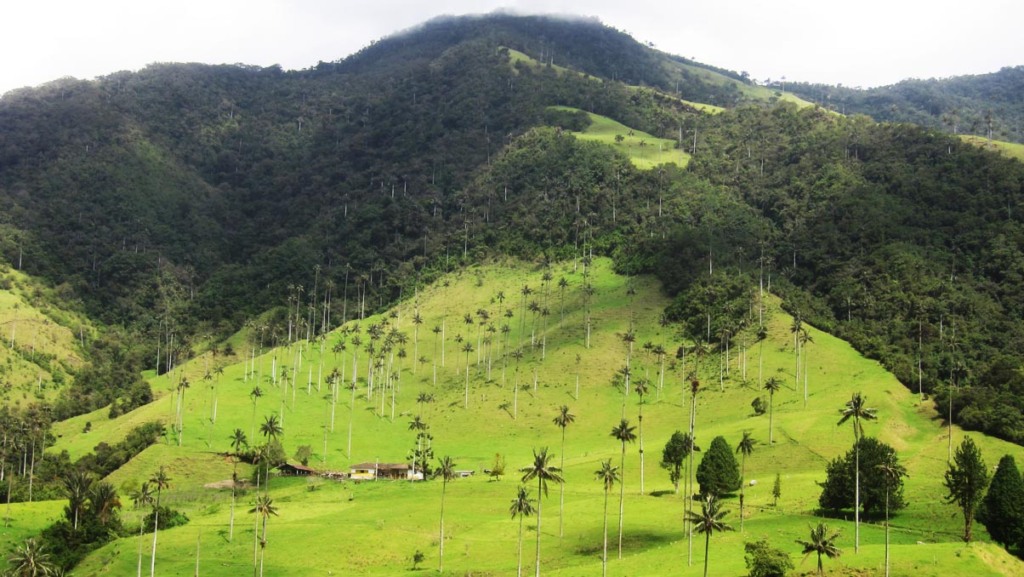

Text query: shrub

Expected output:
[744,538,793,577]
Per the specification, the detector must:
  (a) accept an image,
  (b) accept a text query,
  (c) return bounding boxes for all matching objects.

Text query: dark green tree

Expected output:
[744,538,793,577]
[661,430,697,493]
[979,454,1024,550]
[818,437,906,517]
[944,437,990,543]
[696,436,741,497]
[772,473,781,507]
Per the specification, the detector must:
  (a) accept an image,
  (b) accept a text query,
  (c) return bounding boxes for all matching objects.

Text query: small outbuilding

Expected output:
[277,462,318,477]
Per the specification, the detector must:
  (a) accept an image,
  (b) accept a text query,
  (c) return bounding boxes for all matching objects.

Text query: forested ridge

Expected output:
[2,13,1024,445]
[788,66,1024,143]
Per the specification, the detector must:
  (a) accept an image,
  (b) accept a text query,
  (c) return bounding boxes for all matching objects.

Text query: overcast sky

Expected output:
[2,0,1021,97]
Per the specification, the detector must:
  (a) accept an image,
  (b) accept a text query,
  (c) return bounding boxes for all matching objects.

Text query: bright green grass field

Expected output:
[550,106,690,170]
[0,266,87,408]
[960,134,1024,163]
[20,258,1024,576]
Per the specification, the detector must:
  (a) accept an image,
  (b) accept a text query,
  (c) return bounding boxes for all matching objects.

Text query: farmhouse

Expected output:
[349,462,424,481]
[277,462,318,477]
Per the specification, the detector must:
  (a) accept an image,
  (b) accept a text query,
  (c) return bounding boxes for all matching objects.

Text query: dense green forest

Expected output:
[1,13,1024,446]
[788,66,1024,143]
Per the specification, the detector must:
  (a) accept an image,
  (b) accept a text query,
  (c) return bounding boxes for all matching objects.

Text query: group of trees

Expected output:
[788,66,1024,144]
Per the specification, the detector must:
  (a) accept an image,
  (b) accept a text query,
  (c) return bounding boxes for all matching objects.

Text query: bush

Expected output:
[143,506,189,531]
[744,538,793,577]
[751,396,767,416]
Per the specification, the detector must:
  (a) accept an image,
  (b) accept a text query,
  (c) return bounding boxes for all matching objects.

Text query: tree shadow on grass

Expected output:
[574,530,677,557]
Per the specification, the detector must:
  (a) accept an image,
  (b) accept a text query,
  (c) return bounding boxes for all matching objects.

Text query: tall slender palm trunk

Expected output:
[617,444,626,559]
[534,477,544,577]
[855,444,860,552]
[517,513,525,577]
[602,489,610,577]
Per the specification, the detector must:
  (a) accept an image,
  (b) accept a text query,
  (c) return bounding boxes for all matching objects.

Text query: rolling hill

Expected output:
[2,11,1024,576]
[11,258,1022,576]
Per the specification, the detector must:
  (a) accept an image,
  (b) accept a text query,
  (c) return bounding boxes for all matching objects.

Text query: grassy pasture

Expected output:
[550,106,690,169]
[9,258,1023,576]
[0,265,86,407]
[960,134,1024,162]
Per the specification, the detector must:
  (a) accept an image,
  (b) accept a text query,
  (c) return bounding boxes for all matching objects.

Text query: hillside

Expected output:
[787,66,1024,144]
[4,12,1024,575]
[7,259,1021,576]
[0,263,89,408]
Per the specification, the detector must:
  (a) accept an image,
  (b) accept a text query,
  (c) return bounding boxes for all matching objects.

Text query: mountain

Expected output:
[787,66,1024,143]
[4,12,1024,576]
[1,13,1024,455]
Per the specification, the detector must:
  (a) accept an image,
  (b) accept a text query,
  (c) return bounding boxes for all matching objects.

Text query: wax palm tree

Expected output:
[249,494,278,577]
[249,386,264,440]
[799,329,813,407]
[837,392,877,553]
[431,324,442,379]
[685,493,733,577]
[260,414,283,443]
[509,486,536,577]
[652,344,667,397]
[796,522,842,577]
[520,447,564,577]
[610,418,637,559]
[229,469,240,542]
[62,469,92,531]
[435,456,457,573]
[878,457,907,577]
[736,431,758,531]
[6,537,56,577]
[763,377,782,444]
[635,379,649,494]
[519,284,532,348]
[595,459,620,577]
[148,466,171,577]
[88,481,122,526]
[462,342,474,408]
[552,405,575,538]
[230,429,248,456]
[175,376,190,445]
[412,311,423,373]
[686,377,701,566]
[510,348,524,419]
[557,277,569,321]
[133,482,153,577]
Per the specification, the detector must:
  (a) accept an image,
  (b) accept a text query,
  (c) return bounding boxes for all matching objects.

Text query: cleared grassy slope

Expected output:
[550,106,690,169]
[0,264,88,408]
[960,134,1024,162]
[14,258,1024,576]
